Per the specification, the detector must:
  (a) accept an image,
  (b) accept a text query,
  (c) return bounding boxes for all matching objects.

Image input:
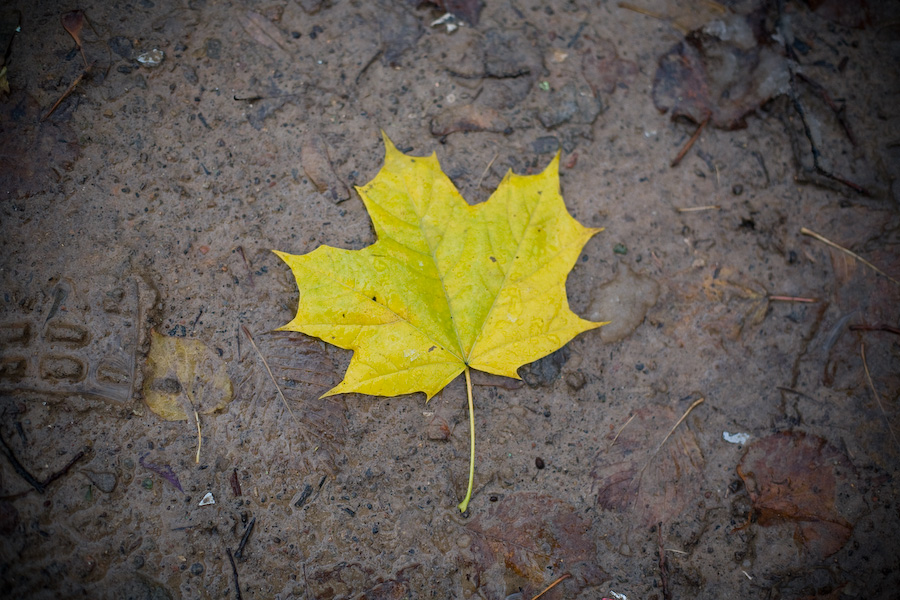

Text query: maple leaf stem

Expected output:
[458,366,476,513]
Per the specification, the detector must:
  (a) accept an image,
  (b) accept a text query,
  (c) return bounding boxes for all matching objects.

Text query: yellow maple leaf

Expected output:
[276,134,605,511]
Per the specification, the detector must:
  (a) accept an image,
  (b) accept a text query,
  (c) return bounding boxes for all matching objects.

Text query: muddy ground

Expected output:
[1,0,899,598]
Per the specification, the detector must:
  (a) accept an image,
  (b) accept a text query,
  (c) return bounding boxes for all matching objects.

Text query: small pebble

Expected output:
[535,457,545,470]
[190,563,204,575]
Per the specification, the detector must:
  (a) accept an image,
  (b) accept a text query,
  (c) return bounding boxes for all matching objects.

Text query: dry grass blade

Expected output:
[242,325,297,423]
[530,573,571,600]
[768,295,817,303]
[651,397,705,457]
[607,413,636,451]
[860,342,900,454]
[676,205,720,212]
[476,152,499,189]
[41,71,85,121]
[193,408,202,464]
[801,227,900,286]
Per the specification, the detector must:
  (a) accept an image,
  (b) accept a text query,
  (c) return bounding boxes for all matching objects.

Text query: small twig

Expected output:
[861,342,900,454]
[777,386,821,404]
[0,433,46,493]
[768,295,817,303]
[784,59,868,194]
[226,548,243,600]
[355,48,383,85]
[670,115,709,167]
[795,72,856,146]
[850,323,900,336]
[235,516,256,559]
[676,205,720,212]
[41,70,86,122]
[530,573,571,600]
[42,449,87,488]
[800,227,900,286]
[0,434,87,495]
[242,325,297,423]
[652,397,705,456]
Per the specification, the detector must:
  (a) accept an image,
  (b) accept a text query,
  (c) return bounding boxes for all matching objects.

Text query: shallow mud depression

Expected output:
[1,0,899,598]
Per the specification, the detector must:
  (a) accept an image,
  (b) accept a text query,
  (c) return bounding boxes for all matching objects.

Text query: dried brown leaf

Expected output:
[591,404,705,526]
[300,134,350,203]
[61,10,84,49]
[238,10,289,54]
[430,104,509,136]
[465,492,605,599]
[581,39,638,97]
[652,14,790,130]
[737,431,856,558]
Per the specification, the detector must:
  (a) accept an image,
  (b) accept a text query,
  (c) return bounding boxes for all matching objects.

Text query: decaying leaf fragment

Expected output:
[737,431,856,559]
[143,331,233,419]
[465,492,606,598]
[276,133,605,510]
[592,404,705,526]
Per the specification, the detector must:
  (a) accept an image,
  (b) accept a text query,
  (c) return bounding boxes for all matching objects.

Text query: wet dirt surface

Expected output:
[1,1,899,598]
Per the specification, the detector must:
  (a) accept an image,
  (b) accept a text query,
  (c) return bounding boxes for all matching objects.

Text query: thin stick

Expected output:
[653,397,705,456]
[861,342,900,453]
[234,516,256,559]
[801,227,900,285]
[0,433,46,493]
[242,325,297,423]
[676,205,720,212]
[41,71,85,121]
[0,432,88,494]
[531,573,571,600]
[670,115,709,167]
[193,409,202,464]
[458,367,476,513]
[41,450,87,488]
[226,548,243,600]
[768,295,817,303]
[850,323,900,336]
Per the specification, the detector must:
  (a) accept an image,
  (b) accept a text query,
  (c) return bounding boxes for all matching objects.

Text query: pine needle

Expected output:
[801,227,900,286]
[860,342,900,453]
[242,325,297,423]
[652,397,705,457]
[531,573,571,600]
